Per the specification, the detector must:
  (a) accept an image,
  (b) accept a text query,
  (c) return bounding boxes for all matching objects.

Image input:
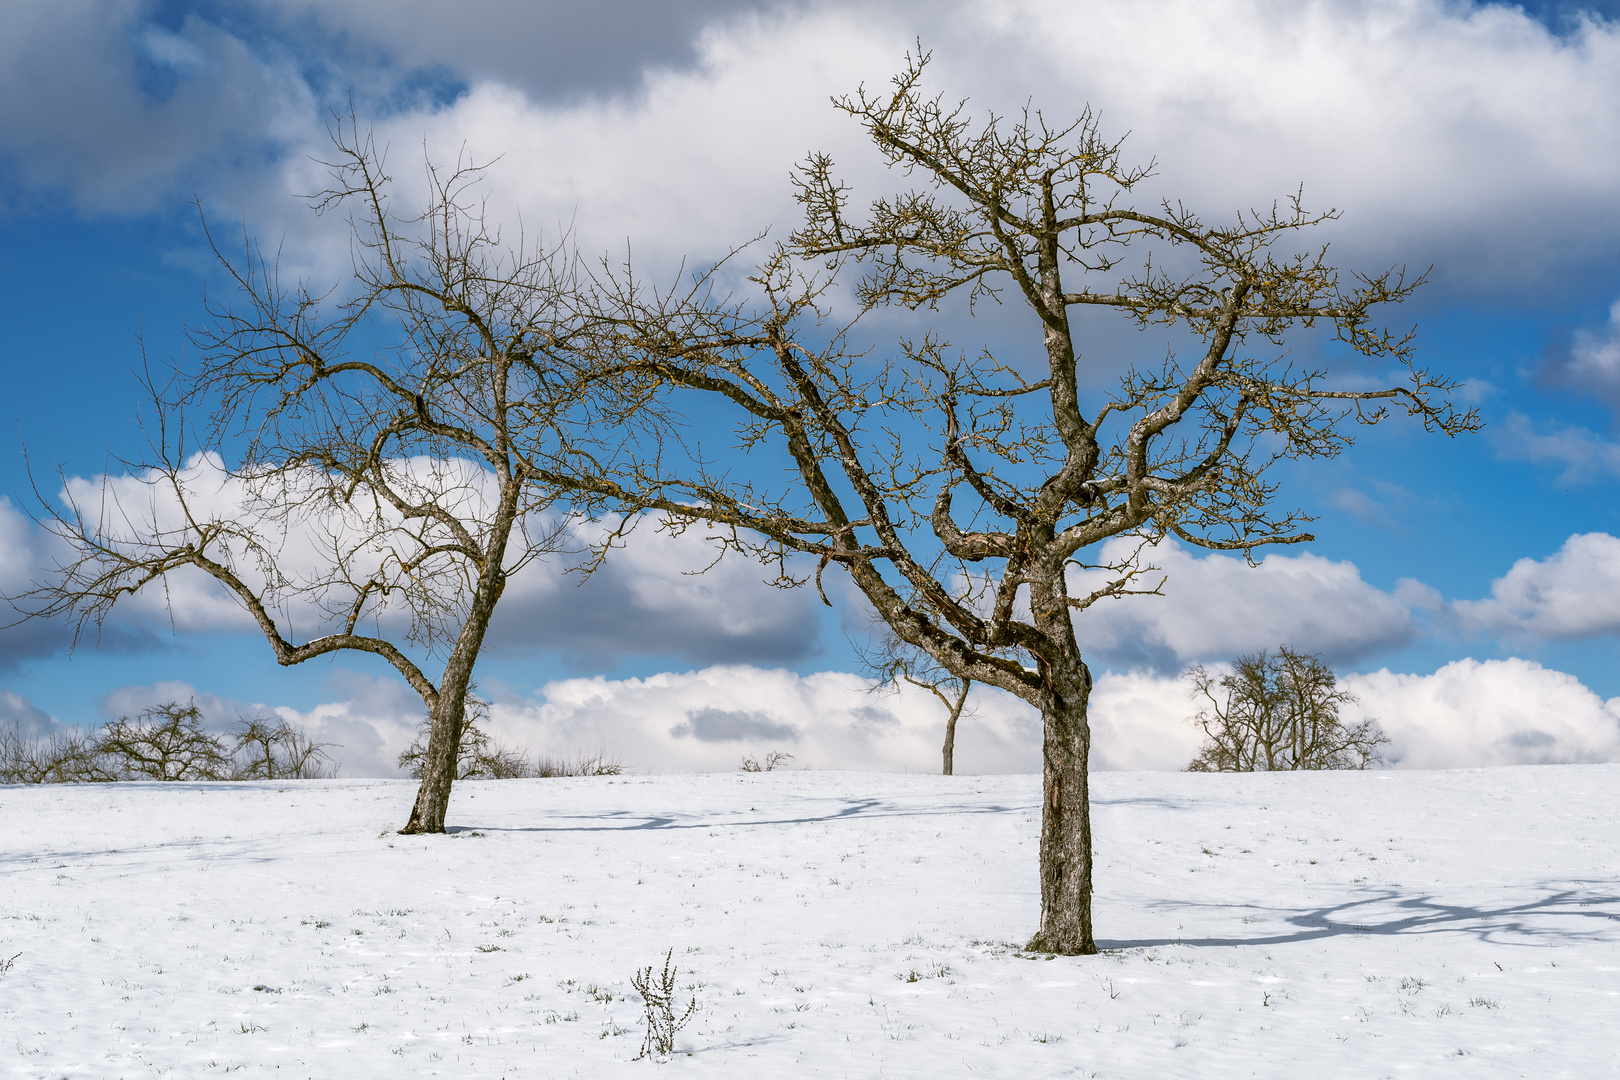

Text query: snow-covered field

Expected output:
[3,767,1617,1077]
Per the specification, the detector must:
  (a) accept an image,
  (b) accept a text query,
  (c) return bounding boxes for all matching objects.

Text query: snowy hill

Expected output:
[3,767,1616,1076]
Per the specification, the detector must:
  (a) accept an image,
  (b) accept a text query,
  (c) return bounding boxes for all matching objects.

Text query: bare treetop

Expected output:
[14,120,629,833]
[572,49,1478,952]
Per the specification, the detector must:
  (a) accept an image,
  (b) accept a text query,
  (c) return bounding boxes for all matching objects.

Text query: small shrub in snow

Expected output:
[632,949,698,1060]
[739,751,795,772]
[398,690,621,779]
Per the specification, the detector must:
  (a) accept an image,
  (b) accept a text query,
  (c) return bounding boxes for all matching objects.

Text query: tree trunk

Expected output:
[400,676,468,834]
[399,565,509,834]
[942,679,970,777]
[1026,661,1096,955]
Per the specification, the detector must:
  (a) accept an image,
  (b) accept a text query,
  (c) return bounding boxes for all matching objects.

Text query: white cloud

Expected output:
[0,1,316,213]
[1086,668,1205,771]
[1070,537,1415,670]
[362,9,906,276]
[488,517,824,664]
[49,652,1620,777]
[9,1,1620,298]
[0,688,61,738]
[983,0,1620,290]
[1097,656,1620,772]
[35,454,823,665]
[1489,412,1620,483]
[324,0,1620,295]
[0,497,78,669]
[1344,657,1620,768]
[1098,657,1620,773]
[92,672,423,778]
[1566,297,1620,400]
[487,665,1041,775]
[1452,532,1620,638]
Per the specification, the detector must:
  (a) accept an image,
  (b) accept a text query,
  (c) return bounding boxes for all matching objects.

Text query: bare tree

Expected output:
[397,688,624,779]
[1187,647,1388,771]
[396,688,526,780]
[576,50,1477,953]
[3,705,336,783]
[0,725,110,784]
[231,712,338,779]
[13,122,619,831]
[739,751,795,772]
[93,700,232,781]
[863,626,975,775]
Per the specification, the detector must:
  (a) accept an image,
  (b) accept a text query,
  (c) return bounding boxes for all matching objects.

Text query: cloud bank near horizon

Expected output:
[20,653,1616,778]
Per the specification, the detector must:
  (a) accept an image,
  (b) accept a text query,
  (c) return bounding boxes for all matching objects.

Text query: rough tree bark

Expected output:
[570,50,1477,953]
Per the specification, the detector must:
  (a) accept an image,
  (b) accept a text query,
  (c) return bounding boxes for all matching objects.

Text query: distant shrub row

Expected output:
[396,695,622,780]
[2,695,624,785]
[0,700,336,783]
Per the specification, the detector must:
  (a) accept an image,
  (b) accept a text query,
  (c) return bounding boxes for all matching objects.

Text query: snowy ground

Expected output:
[2,767,1617,1078]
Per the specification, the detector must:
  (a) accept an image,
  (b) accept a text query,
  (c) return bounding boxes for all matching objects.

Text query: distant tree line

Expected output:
[0,700,336,783]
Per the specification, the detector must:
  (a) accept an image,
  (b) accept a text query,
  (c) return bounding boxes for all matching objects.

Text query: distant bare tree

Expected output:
[1187,647,1388,771]
[93,700,232,781]
[739,751,795,772]
[12,122,630,831]
[3,703,336,783]
[0,725,110,784]
[396,688,622,779]
[863,626,975,775]
[397,690,524,780]
[231,713,338,779]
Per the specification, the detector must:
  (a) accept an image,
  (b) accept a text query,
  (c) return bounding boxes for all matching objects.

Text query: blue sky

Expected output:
[4,0,1620,774]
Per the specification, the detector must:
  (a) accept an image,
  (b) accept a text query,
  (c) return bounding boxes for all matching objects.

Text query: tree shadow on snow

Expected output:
[1101,884,1620,950]
[448,795,1035,834]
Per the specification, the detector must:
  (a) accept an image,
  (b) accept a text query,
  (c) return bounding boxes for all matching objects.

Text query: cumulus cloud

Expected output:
[322,0,1620,297]
[1095,657,1620,772]
[33,454,823,666]
[1086,669,1206,771]
[93,672,424,778]
[1069,537,1416,671]
[1344,657,1620,768]
[1451,532,1620,638]
[487,518,824,665]
[1546,296,1620,407]
[0,1,317,213]
[255,0,787,102]
[0,497,77,671]
[56,652,1620,777]
[485,665,1041,774]
[0,688,63,738]
[8,1,1620,299]
[266,670,427,777]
